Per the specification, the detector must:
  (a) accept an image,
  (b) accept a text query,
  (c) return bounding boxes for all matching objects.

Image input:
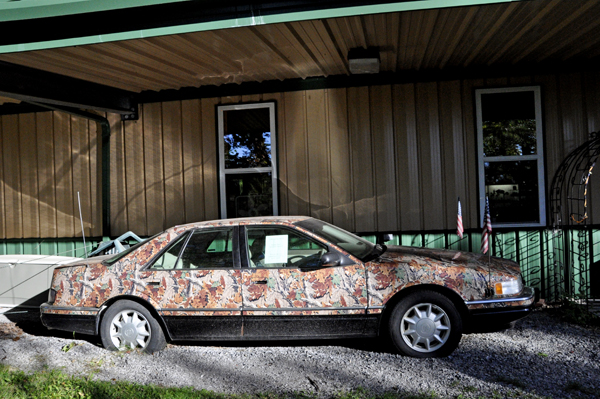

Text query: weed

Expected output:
[85,358,106,375]
[536,352,548,358]
[554,299,600,327]
[61,342,80,353]
[290,391,318,399]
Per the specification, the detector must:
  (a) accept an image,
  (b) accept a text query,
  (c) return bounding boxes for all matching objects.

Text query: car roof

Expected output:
[167,215,313,233]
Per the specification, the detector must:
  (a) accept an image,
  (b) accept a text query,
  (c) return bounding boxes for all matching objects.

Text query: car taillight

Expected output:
[47,288,56,304]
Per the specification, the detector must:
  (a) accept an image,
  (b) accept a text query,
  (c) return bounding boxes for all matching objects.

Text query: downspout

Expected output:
[27,102,112,235]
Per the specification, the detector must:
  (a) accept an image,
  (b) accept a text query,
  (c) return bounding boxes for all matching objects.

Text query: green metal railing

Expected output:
[2,227,597,302]
[0,238,107,259]
[374,227,598,302]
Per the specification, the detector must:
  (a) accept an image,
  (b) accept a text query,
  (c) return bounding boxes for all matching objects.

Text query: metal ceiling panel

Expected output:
[0,0,598,98]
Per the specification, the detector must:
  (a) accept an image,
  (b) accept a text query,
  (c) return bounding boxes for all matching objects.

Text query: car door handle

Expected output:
[252,280,268,285]
[147,281,161,286]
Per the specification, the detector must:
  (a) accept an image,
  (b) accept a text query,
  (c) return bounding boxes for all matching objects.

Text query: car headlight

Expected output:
[494,277,522,296]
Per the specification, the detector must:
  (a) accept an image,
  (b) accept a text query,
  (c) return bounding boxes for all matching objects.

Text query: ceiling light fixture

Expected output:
[348,47,380,74]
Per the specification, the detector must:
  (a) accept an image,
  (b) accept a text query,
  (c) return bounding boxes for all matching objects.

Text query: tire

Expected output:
[388,290,462,358]
[100,300,166,353]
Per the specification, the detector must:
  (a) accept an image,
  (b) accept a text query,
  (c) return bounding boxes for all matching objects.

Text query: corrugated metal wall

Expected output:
[109,72,600,236]
[2,71,600,239]
[0,112,102,239]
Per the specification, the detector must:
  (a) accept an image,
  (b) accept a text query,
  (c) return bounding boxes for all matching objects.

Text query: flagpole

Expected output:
[481,196,493,296]
[488,229,492,294]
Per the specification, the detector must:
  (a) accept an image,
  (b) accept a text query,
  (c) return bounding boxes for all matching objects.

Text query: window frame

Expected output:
[242,225,328,269]
[217,102,278,219]
[145,227,240,270]
[475,86,546,228]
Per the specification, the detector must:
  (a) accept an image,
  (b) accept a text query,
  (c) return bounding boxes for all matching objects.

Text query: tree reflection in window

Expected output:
[477,87,545,226]
[483,119,536,157]
[224,108,271,169]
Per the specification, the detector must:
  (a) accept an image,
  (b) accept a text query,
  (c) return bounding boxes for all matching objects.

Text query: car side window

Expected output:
[246,227,326,268]
[149,233,189,270]
[150,228,234,270]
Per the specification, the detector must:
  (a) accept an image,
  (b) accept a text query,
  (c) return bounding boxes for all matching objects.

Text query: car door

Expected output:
[141,226,243,340]
[240,225,369,339]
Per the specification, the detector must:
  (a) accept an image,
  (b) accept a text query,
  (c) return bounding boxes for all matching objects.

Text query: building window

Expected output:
[476,86,545,227]
[217,102,278,219]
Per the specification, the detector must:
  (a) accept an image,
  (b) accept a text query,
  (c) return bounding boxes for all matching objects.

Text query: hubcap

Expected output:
[109,309,151,350]
[400,303,450,353]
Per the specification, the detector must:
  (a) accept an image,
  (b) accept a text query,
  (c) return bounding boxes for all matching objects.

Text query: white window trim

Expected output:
[217,102,278,219]
[475,86,546,228]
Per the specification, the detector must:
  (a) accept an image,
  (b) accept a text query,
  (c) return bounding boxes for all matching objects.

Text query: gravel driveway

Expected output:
[0,308,598,398]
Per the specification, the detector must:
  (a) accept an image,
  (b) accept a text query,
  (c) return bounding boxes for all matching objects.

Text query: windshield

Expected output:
[102,234,158,266]
[294,218,380,261]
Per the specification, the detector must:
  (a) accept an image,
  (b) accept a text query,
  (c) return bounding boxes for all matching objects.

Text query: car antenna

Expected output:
[77,191,89,258]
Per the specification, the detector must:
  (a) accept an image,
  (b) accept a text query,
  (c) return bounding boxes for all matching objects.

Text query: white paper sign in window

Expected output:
[264,235,288,264]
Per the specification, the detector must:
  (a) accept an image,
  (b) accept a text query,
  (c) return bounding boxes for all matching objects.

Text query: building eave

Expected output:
[0,0,528,54]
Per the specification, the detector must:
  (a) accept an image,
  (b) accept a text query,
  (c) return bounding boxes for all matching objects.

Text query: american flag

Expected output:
[457,198,463,239]
[481,197,492,254]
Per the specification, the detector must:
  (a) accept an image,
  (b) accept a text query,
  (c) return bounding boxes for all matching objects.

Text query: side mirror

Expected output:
[321,252,342,267]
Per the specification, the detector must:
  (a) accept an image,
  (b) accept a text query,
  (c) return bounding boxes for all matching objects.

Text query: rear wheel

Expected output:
[388,290,462,358]
[100,300,166,353]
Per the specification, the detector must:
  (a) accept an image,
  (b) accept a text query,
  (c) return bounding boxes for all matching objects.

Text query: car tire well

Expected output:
[98,295,172,341]
[378,284,469,335]
[100,299,167,353]
[388,290,462,357]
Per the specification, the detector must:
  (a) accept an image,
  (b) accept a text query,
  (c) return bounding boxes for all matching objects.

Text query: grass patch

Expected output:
[0,365,229,399]
[0,365,442,399]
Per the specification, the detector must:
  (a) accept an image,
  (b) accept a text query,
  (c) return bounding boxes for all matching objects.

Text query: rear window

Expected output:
[102,233,159,266]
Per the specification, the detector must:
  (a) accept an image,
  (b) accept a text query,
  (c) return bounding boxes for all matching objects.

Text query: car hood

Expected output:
[377,245,521,277]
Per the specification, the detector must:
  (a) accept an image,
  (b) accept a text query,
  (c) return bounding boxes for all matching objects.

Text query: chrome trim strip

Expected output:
[41,305,99,313]
[242,306,367,312]
[465,287,535,305]
[158,308,241,312]
[158,306,367,312]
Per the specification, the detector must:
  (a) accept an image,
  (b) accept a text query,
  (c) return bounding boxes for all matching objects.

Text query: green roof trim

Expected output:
[0,0,527,54]
[0,0,189,22]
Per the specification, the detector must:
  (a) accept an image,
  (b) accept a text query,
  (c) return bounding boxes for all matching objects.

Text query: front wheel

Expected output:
[388,290,462,358]
[100,300,166,353]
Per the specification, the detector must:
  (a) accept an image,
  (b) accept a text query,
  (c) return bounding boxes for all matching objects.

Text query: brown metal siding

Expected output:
[5,71,600,238]
[0,111,101,239]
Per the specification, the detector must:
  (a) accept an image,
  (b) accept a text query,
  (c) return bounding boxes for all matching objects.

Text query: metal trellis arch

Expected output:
[547,132,600,304]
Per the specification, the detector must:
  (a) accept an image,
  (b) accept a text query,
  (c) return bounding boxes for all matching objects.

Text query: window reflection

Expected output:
[481,91,537,157]
[224,108,271,169]
[485,161,539,224]
[477,87,544,226]
[225,173,273,218]
[219,102,277,219]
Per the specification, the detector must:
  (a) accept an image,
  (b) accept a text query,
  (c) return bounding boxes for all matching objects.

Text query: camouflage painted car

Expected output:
[40,216,535,357]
